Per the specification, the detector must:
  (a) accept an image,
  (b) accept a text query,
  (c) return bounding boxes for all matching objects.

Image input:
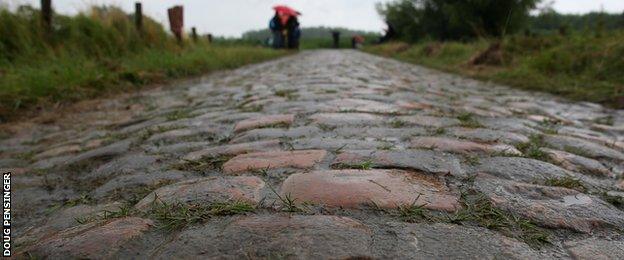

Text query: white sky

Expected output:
[5,0,624,37]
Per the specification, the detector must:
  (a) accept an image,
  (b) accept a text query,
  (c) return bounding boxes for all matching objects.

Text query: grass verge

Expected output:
[0,5,289,121]
[0,44,288,121]
[364,32,624,109]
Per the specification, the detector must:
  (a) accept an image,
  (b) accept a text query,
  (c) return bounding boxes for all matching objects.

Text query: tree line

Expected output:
[529,11,624,34]
[242,26,380,41]
[377,0,624,42]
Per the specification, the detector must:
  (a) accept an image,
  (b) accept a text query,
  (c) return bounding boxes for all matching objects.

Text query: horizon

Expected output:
[5,0,624,37]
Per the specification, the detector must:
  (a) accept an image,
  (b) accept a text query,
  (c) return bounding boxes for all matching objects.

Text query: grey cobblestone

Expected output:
[5,50,623,259]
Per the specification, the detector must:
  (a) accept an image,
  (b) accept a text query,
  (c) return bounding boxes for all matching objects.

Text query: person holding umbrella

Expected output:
[269,11,285,48]
[286,12,301,49]
[270,5,301,49]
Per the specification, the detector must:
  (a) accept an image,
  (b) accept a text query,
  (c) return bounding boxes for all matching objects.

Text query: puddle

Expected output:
[562,194,592,206]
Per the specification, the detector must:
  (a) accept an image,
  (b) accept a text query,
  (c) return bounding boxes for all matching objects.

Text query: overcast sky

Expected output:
[6,0,624,37]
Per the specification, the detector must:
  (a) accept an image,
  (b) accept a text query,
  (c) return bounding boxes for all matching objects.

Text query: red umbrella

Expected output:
[273,5,300,16]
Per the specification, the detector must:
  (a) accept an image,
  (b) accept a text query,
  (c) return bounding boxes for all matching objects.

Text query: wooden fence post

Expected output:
[167,5,184,43]
[41,0,52,32]
[135,2,143,32]
[207,34,213,43]
[191,27,198,42]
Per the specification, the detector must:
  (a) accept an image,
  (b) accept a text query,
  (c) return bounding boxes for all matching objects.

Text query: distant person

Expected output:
[270,6,301,49]
[332,31,341,48]
[286,15,301,49]
[352,35,365,49]
[269,11,285,49]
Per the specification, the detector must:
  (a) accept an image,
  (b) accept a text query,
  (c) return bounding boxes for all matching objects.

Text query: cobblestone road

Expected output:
[4,50,624,259]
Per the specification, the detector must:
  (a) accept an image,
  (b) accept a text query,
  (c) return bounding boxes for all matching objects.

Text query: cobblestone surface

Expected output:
[4,50,624,259]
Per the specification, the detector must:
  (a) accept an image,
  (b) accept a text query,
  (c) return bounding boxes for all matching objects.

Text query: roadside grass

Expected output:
[0,5,288,121]
[364,31,624,108]
[0,44,287,121]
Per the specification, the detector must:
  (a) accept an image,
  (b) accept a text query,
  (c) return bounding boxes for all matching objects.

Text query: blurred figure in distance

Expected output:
[269,11,285,49]
[270,5,301,49]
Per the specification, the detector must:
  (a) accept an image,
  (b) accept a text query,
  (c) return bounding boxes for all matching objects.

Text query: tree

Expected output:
[377,0,541,41]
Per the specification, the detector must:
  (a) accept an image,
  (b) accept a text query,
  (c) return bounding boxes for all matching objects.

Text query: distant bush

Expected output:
[376,0,624,42]
[528,11,624,34]
[377,0,539,41]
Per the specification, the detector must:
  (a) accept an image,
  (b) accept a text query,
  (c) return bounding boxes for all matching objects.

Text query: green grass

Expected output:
[255,122,291,130]
[601,192,624,209]
[317,124,337,132]
[0,44,287,120]
[148,201,255,230]
[378,190,550,248]
[165,109,195,121]
[100,124,184,145]
[515,134,548,160]
[377,143,395,150]
[274,89,298,100]
[448,192,550,248]
[390,119,408,128]
[396,196,428,223]
[365,32,624,108]
[433,127,447,135]
[463,156,481,166]
[594,116,615,126]
[358,160,374,170]
[172,155,234,172]
[268,184,306,213]
[542,177,587,192]
[538,119,560,135]
[0,5,288,121]
[333,159,375,170]
[238,104,264,113]
[562,146,594,158]
[456,112,483,128]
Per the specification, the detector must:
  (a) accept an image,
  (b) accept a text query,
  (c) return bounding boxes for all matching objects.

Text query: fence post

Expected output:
[207,34,213,43]
[191,27,198,42]
[167,5,184,43]
[135,2,143,32]
[41,0,52,32]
